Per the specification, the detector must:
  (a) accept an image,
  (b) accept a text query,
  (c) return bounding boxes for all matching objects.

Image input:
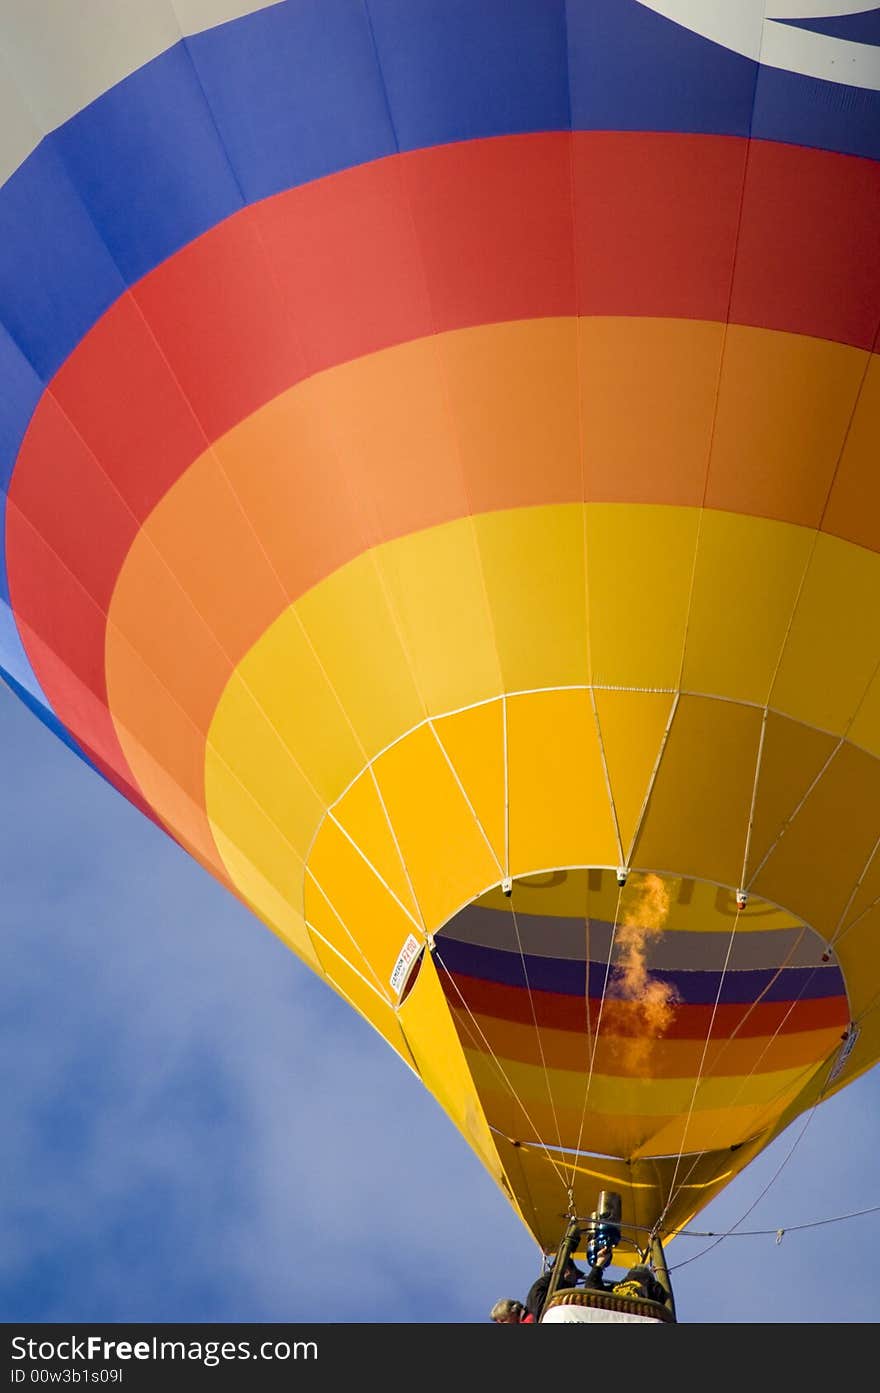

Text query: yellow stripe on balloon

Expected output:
[506,688,619,873]
[195,511,880,981]
[463,1049,820,1118]
[464,1065,810,1158]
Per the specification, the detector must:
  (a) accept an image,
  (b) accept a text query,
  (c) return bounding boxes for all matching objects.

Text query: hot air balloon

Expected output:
[2,0,879,1324]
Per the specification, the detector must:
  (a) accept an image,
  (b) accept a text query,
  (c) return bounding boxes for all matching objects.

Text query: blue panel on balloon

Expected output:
[52,42,244,285]
[186,0,398,202]
[367,0,571,148]
[565,0,758,137]
[0,144,124,381]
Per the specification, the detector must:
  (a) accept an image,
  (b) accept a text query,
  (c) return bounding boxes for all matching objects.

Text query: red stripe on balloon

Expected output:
[441,970,849,1041]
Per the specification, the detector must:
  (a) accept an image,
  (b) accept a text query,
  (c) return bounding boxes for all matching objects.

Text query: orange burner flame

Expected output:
[606,874,680,1073]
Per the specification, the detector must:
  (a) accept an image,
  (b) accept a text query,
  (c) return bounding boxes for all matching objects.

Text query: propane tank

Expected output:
[584,1190,622,1266]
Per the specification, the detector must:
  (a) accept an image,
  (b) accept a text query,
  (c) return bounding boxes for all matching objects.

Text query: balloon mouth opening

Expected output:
[432,866,851,1157]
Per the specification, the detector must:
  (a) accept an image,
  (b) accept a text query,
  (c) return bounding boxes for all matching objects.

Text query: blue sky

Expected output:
[2,676,878,1325]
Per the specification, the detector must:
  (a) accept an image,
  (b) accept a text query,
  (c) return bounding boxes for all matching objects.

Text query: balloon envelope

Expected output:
[2,0,879,1259]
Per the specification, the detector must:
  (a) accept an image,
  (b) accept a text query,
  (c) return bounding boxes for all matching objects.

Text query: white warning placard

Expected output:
[390,933,422,998]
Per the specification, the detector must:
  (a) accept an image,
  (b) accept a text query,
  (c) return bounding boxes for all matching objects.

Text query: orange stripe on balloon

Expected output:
[96,316,880,859]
